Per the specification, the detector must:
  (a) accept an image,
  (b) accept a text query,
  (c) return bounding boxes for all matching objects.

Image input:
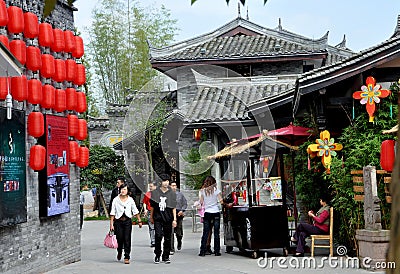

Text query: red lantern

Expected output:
[41,54,55,78]
[193,129,201,141]
[74,63,86,86]
[11,75,27,101]
[29,144,46,171]
[76,91,87,113]
[7,6,24,34]
[27,79,42,105]
[38,23,53,47]
[64,30,76,53]
[68,114,78,137]
[23,12,39,38]
[69,141,79,163]
[26,46,41,71]
[76,146,89,168]
[0,34,9,49]
[51,28,65,52]
[76,118,87,140]
[54,89,66,112]
[53,58,66,82]
[28,111,44,138]
[380,140,395,172]
[66,87,77,110]
[0,0,8,27]
[9,39,26,65]
[72,36,84,58]
[41,84,55,109]
[0,77,9,100]
[65,59,76,82]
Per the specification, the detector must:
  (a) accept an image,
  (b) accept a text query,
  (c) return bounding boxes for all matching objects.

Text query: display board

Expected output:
[0,107,27,227]
[39,115,70,217]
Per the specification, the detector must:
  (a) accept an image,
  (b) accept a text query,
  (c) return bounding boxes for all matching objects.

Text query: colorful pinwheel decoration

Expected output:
[307,130,343,174]
[352,76,390,122]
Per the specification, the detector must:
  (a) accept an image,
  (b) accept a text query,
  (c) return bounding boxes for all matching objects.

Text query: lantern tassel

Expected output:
[390,104,393,119]
[307,156,311,170]
[352,99,355,120]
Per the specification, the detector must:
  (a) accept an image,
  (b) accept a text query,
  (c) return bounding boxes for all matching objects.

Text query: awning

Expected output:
[0,42,23,77]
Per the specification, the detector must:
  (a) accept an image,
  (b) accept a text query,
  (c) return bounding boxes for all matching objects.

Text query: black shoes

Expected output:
[215,252,221,256]
[198,252,205,257]
[177,240,182,250]
[205,247,214,255]
[117,251,122,261]
[154,256,160,264]
[162,258,171,264]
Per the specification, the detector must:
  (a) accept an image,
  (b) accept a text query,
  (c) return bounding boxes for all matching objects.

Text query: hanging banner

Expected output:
[39,115,70,217]
[0,107,27,227]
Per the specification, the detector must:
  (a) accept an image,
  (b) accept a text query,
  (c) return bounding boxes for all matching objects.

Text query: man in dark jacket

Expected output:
[170,181,187,254]
[108,176,125,214]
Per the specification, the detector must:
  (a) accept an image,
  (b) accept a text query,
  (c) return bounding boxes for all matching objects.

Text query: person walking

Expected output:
[199,176,224,257]
[79,190,85,229]
[108,176,125,215]
[150,174,177,264]
[110,183,143,264]
[143,182,156,247]
[170,181,187,254]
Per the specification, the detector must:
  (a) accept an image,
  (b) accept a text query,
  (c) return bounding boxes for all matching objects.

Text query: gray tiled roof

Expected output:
[87,115,110,129]
[105,102,129,115]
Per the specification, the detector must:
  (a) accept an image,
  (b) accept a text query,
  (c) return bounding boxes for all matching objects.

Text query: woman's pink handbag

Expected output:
[104,231,118,249]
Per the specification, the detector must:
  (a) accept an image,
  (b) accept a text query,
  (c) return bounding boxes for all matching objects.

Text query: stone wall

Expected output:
[0,1,81,273]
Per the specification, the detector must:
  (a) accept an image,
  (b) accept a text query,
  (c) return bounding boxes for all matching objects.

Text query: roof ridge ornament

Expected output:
[238,2,241,18]
[278,18,282,31]
[335,34,347,48]
[393,14,400,37]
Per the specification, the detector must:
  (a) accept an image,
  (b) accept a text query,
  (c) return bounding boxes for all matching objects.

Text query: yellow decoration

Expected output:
[307,130,343,173]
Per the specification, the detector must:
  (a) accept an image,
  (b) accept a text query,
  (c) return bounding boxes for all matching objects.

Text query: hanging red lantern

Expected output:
[26,46,41,71]
[27,111,44,138]
[27,79,42,105]
[75,91,87,113]
[9,39,26,65]
[51,28,65,52]
[64,30,76,53]
[76,118,87,141]
[7,6,24,34]
[72,35,84,58]
[193,129,201,141]
[74,63,86,86]
[54,89,66,112]
[29,144,46,171]
[38,23,53,47]
[11,75,27,101]
[40,54,55,78]
[0,0,8,27]
[0,34,9,49]
[53,58,66,82]
[65,59,76,82]
[380,140,395,172]
[65,87,77,110]
[41,84,55,109]
[69,140,79,163]
[68,114,78,137]
[0,77,9,100]
[23,12,38,38]
[76,146,89,168]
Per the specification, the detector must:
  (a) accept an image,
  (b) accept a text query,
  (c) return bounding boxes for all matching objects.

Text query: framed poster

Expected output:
[39,115,70,217]
[0,107,27,227]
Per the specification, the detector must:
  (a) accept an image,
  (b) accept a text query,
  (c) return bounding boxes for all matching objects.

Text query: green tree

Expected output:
[80,145,125,190]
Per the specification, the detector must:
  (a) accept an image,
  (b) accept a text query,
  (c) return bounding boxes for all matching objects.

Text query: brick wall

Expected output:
[0,1,81,273]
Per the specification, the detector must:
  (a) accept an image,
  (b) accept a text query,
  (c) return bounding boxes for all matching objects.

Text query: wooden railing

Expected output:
[351,170,392,203]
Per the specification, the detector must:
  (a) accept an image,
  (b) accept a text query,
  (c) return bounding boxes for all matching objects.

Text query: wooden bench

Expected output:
[311,207,333,257]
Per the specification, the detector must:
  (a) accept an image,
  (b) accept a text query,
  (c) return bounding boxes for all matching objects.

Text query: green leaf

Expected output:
[43,0,56,18]
[191,0,197,4]
[264,0,268,4]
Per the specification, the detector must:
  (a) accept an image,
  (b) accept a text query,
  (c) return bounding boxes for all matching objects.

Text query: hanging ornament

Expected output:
[23,12,39,39]
[29,144,46,171]
[0,34,9,49]
[0,0,8,27]
[352,76,390,122]
[64,30,76,53]
[306,130,343,174]
[26,46,42,71]
[76,118,87,140]
[9,39,26,65]
[27,78,42,105]
[69,141,79,163]
[27,111,44,138]
[54,89,66,112]
[53,59,66,82]
[41,84,55,109]
[0,77,9,100]
[10,75,27,102]
[68,114,78,137]
[65,87,77,111]
[380,140,395,172]
[65,59,76,82]
[74,63,86,86]
[7,6,24,34]
[75,91,87,113]
[76,146,89,168]
[38,23,53,47]
[72,36,84,58]
[51,28,65,52]
[41,54,55,78]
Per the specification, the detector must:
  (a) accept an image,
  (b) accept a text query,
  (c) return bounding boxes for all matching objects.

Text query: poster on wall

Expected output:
[0,107,27,227]
[39,115,70,217]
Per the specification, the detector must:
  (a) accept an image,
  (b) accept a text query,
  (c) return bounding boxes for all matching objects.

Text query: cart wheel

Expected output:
[251,251,258,259]
[283,248,288,257]
[226,246,233,253]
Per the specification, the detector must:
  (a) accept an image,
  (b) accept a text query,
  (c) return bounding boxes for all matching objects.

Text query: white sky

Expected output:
[73,0,400,52]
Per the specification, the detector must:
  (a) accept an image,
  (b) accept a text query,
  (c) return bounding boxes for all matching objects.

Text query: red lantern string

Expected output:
[26,46,41,71]
[72,36,84,58]
[9,39,26,65]
[0,0,8,27]
[27,79,42,105]
[51,28,65,52]
[23,12,39,38]
[76,146,89,168]
[0,34,9,49]
[40,54,55,78]
[65,59,76,82]
[7,6,24,34]
[64,30,76,53]
[75,91,87,113]
[53,58,66,82]
[69,141,79,163]
[76,118,87,141]
[54,89,66,112]
[65,87,77,111]
[11,75,27,101]
[68,114,78,137]
[74,63,86,86]
[0,77,9,100]
[29,144,46,171]
[38,23,53,47]
[41,84,55,109]
[28,111,44,138]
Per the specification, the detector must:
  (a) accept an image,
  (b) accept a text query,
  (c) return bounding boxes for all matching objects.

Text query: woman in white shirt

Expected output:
[110,183,142,264]
[198,176,224,257]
